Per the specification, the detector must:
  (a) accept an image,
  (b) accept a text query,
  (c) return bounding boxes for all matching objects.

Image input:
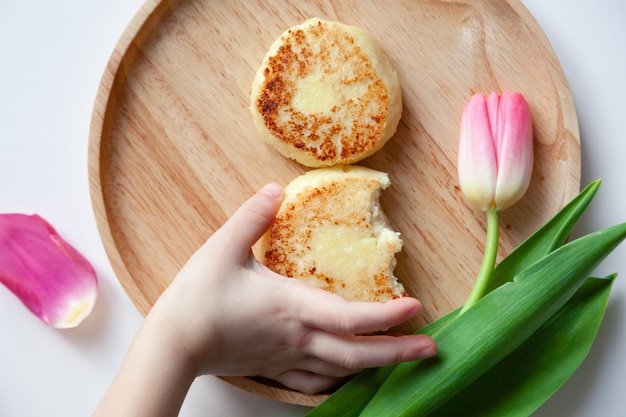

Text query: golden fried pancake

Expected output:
[255,165,407,302]
[250,18,402,167]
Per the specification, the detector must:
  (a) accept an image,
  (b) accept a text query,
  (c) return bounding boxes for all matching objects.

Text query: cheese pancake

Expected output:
[250,18,402,167]
[255,165,407,302]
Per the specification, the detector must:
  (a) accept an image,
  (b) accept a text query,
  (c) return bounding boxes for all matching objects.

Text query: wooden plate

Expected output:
[88,0,581,406]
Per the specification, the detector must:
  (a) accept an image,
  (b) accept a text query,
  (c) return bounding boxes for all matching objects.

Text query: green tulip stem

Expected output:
[461,209,500,314]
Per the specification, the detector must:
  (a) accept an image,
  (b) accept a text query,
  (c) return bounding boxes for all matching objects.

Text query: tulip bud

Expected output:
[458,91,533,211]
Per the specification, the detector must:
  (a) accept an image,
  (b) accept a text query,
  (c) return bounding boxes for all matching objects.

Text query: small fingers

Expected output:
[300,293,424,335]
[213,183,283,260]
[305,331,437,370]
[270,370,347,395]
[269,330,437,394]
[291,285,437,369]
[295,356,362,378]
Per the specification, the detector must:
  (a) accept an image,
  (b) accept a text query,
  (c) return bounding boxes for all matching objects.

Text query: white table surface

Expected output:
[1,1,625,416]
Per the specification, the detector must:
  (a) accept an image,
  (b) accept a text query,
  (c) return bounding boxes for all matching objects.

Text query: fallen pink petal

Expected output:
[0,214,97,328]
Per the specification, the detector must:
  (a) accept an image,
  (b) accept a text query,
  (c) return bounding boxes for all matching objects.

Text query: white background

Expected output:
[1,1,625,415]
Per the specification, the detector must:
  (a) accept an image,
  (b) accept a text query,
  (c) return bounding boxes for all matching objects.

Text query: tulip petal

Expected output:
[494,91,534,210]
[486,92,501,141]
[458,91,534,212]
[0,214,97,328]
[458,94,498,211]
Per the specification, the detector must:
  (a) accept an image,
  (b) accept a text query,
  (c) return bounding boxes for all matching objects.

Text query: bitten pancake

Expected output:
[255,165,407,302]
[251,18,402,167]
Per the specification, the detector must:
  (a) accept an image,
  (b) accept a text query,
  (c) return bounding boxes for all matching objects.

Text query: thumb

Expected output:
[216,183,283,255]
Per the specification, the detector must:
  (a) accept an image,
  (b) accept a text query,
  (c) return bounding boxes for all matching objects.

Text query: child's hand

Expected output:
[93,183,438,416]
[149,183,437,394]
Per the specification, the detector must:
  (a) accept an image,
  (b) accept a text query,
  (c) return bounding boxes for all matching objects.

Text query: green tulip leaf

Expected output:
[487,179,601,293]
[430,275,615,417]
[359,222,626,417]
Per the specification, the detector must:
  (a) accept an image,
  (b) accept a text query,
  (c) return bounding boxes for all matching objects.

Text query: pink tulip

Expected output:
[0,214,97,328]
[458,91,534,211]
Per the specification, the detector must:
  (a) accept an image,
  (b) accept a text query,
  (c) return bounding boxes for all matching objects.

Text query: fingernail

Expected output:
[260,183,283,199]
[408,300,422,317]
[420,346,437,358]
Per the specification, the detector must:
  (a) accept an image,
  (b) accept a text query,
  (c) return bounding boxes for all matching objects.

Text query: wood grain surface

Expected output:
[88,0,581,406]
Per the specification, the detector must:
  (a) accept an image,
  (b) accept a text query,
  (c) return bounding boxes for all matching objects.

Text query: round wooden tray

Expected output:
[88,0,581,407]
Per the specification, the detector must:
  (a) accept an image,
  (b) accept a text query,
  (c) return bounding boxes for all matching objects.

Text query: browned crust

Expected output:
[261,173,406,302]
[254,20,391,165]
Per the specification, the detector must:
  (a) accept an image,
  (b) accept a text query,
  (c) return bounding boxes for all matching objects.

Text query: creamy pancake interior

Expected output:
[256,166,406,302]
